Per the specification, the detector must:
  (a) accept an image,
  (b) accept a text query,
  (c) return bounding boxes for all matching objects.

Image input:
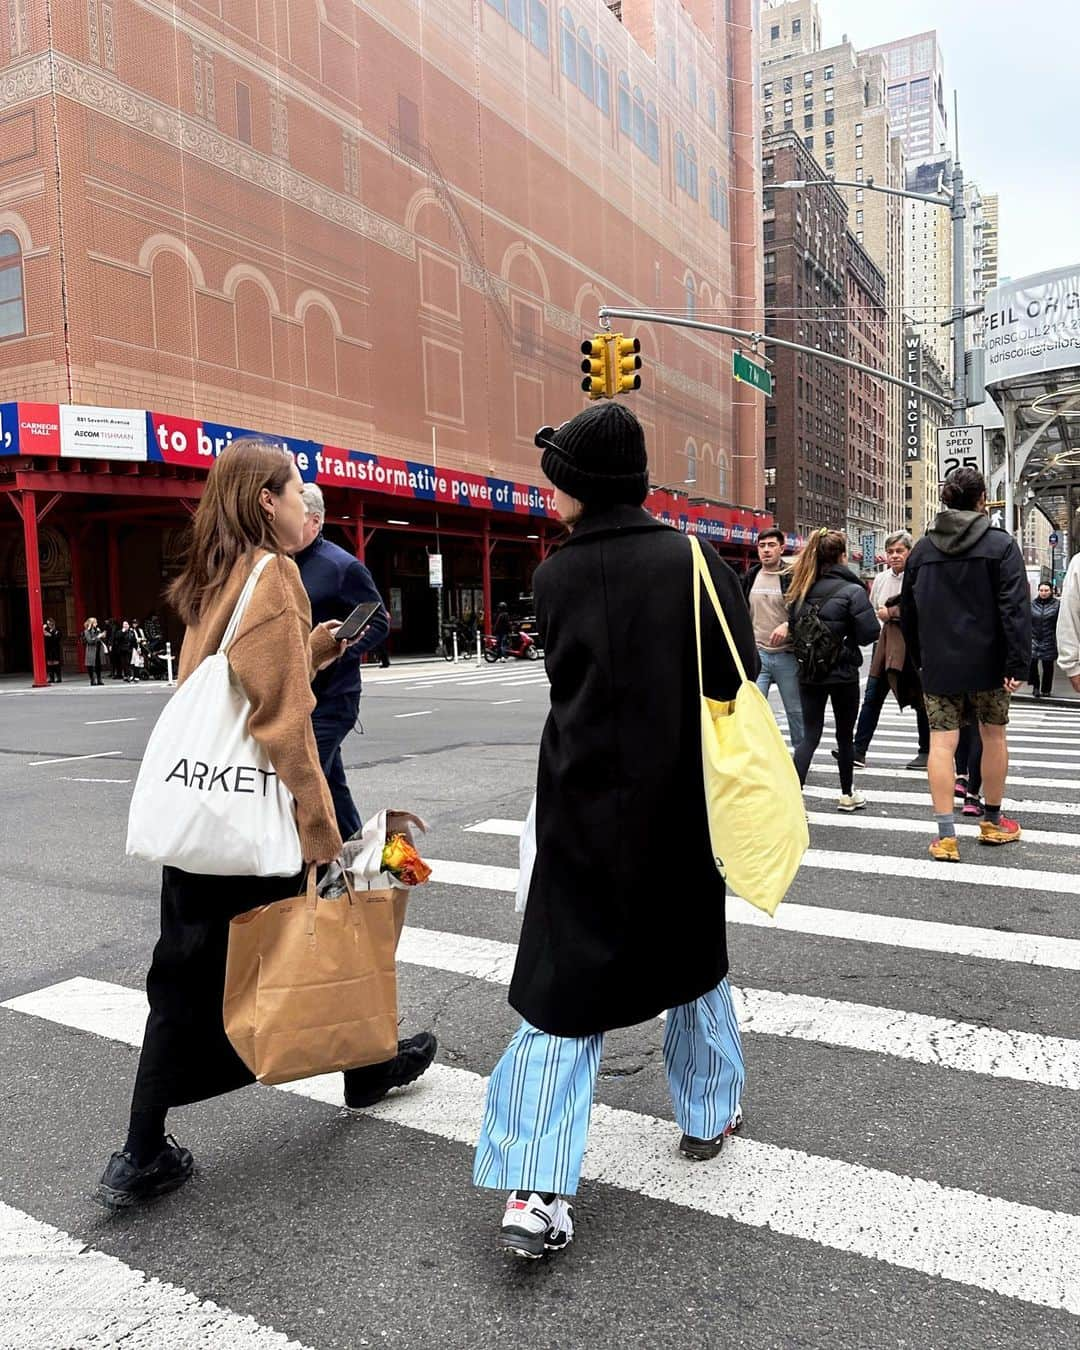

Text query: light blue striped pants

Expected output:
[473,980,744,1197]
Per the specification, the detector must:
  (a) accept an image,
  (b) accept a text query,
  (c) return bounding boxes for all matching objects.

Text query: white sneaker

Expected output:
[499,1191,575,1259]
[837,792,866,812]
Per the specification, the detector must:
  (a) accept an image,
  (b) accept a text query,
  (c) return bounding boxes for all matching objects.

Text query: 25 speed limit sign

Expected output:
[936,425,986,483]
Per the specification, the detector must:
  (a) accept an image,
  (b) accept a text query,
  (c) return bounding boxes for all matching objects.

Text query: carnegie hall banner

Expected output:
[0,401,777,546]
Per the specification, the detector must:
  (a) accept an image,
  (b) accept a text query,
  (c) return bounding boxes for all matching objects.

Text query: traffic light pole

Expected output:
[597,307,952,410]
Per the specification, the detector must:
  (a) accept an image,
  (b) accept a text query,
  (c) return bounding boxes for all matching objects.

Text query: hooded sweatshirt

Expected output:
[900,510,1031,696]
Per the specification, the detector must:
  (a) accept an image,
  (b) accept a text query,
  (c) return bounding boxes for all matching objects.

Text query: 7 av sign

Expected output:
[936,425,986,484]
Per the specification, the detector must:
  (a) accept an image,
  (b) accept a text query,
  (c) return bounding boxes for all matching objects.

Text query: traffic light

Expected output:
[615,335,642,394]
[581,335,611,399]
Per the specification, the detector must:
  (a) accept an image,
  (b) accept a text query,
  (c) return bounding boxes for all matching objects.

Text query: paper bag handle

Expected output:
[689,535,749,696]
[302,863,319,936]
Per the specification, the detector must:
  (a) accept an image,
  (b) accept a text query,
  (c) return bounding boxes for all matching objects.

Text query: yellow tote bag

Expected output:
[689,536,808,916]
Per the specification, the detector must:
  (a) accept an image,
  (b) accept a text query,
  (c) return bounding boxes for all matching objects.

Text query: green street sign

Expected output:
[732,350,773,397]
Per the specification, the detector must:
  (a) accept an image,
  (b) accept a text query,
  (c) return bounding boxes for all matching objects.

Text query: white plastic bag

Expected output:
[338,809,428,893]
[125,555,303,877]
[515,793,537,913]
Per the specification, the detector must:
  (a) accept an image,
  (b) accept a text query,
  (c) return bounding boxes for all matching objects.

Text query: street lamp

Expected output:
[775,168,968,431]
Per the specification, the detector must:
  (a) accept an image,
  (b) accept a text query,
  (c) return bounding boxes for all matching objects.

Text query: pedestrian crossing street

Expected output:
[2,698,1079,1345]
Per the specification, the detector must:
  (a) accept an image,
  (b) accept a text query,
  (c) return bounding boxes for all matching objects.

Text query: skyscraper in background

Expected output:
[867,32,949,162]
[982,194,1000,290]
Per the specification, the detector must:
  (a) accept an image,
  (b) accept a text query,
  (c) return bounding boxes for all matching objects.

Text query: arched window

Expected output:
[595,44,610,114]
[0,232,26,339]
[687,65,698,110]
[675,132,687,191]
[687,145,698,200]
[685,439,698,485]
[632,85,646,150]
[530,0,549,53]
[508,0,527,36]
[716,174,730,229]
[708,167,720,221]
[684,272,696,318]
[577,26,594,101]
[707,87,717,131]
[559,8,576,81]
[645,99,659,162]
[717,449,731,500]
[617,71,631,134]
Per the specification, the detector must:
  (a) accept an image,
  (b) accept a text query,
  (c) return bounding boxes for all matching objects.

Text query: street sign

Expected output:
[861,532,877,568]
[936,424,986,483]
[428,553,443,587]
[1049,531,1060,547]
[732,350,773,397]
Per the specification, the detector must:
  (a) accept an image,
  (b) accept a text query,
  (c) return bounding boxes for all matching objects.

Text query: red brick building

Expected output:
[0,0,764,678]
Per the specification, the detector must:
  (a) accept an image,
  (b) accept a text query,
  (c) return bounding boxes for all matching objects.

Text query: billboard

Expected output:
[985,264,1080,386]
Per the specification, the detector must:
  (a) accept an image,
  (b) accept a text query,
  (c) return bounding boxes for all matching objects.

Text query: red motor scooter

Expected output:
[482,628,541,662]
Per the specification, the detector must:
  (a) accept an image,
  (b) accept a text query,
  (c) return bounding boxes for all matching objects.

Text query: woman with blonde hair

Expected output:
[96,438,349,1210]
[787,528,879,810]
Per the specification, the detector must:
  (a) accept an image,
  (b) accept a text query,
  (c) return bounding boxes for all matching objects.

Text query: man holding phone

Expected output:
[294,483,390,837]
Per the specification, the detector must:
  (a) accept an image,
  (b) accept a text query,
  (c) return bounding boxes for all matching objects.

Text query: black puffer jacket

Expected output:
[788,564,879,686]
[1031,596,1060,662]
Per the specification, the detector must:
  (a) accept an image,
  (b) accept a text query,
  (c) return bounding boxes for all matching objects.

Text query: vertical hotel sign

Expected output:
[904,333,922,460]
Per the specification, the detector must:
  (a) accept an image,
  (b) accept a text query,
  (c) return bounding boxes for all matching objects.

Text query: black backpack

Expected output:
[790,580,847,683]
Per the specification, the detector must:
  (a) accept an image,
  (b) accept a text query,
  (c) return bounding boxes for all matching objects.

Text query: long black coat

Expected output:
[508,506,759,1038]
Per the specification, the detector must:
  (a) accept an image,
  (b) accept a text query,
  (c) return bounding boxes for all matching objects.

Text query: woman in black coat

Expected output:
[1029,582,1059,698]
[788,529,880,807]
[43,619,63,683]
[473,402,759,1260]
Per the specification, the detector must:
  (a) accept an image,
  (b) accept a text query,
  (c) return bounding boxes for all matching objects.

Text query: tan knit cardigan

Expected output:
[177,550,342,864]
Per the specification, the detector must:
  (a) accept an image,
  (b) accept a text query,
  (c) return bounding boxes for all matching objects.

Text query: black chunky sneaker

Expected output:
[95,1136,194,1211]
[679,1102,745,1161]
[342,1032,437,1111]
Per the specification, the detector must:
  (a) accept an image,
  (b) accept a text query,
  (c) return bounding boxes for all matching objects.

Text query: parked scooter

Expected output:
[482,628,541,662]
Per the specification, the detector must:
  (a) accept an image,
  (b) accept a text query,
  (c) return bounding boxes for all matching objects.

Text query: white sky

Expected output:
[815,0,1078,281]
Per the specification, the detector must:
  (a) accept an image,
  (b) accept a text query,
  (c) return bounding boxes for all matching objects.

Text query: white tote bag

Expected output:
[126,555,303,877]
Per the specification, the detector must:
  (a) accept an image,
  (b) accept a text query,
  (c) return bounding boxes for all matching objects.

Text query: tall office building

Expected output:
[762,1,906,535]
[982,194,1000,291]
[905,157,953,378]
[867,32,949,161]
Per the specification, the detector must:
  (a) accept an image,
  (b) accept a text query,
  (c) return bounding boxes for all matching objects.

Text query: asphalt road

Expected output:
[1,660,1078,1350]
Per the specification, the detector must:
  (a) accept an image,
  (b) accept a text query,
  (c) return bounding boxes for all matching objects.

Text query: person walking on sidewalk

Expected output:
[900,467,1031,862]
[844,532,930,770]
[43,619,63,683]
[80,617,106,686]
[1029,582,1059,699]
[96,440,433,1213]
[474,403,758,1260]
[788,529,879,811]
[742,527,803,749]
[1057,551,1080,694]
[293,482,390,840]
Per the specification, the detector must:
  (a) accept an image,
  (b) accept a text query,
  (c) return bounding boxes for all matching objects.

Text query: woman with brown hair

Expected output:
[787,528,879,810]
[95,437,349,1210]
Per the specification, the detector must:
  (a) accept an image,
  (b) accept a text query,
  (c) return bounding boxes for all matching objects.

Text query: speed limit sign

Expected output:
[936,425,986,483]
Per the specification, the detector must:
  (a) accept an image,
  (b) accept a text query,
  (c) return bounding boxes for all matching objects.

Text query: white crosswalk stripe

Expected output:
[3,702,1079,1330]
[6,978,1080,1316]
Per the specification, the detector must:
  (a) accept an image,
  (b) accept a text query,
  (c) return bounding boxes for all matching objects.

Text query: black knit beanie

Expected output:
[540,402,649,507]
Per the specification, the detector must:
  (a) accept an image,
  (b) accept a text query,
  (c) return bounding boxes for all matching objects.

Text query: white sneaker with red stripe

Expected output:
[499,1191,575,1259]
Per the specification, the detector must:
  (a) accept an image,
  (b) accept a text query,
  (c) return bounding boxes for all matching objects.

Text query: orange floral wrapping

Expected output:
[381,832,433,886]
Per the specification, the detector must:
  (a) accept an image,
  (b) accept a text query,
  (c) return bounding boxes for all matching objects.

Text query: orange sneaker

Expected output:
[979,815,1021,845]
[928,836,960,863]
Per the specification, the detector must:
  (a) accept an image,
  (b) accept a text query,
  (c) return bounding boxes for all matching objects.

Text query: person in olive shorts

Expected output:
[900,467,1031,862]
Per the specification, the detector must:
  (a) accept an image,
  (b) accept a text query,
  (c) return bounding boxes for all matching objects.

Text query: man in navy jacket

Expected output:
[294,483,390,837]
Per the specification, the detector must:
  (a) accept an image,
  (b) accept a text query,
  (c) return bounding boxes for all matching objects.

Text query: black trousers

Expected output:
[794,681,861,794]
[312,693,362,839]
[1029,658,1055,695]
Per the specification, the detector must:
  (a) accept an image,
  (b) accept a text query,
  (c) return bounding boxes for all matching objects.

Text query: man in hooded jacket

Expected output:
[900,467,1031,862]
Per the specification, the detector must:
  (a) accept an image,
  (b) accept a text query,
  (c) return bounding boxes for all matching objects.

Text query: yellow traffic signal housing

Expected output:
[615,335,642,394]
[581,336,612,399]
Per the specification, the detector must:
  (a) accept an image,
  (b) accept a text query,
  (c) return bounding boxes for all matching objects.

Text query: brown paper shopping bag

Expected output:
[223,866,402,1086]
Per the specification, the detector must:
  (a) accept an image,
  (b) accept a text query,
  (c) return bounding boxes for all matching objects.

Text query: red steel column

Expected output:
[353,502,366,564]
[107,528,122,619]
[481,518,493,636]
[21,491,47,687]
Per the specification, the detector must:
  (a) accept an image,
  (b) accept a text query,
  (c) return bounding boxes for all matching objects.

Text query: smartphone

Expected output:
[334,600,382,642]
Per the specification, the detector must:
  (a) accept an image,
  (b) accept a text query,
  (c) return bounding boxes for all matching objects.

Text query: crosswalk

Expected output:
[2,697,1079,1342]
